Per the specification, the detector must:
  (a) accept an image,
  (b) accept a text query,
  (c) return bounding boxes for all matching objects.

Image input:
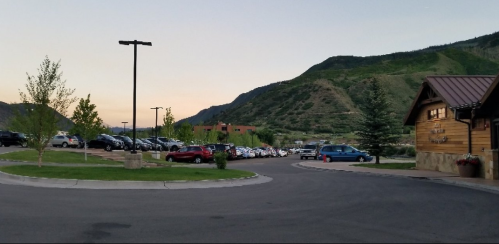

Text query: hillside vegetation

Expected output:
[204,32,499,134]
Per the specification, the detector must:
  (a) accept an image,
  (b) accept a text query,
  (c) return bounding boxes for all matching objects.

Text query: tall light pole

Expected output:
[122,122,128,135]
[119,40,152,154]
[151,107,163,152]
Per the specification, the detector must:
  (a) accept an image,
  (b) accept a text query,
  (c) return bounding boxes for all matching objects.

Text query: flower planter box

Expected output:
[458,164,478,178]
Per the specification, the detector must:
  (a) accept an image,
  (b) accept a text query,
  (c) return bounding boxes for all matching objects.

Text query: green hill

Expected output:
[0,101,74,131]
[202,31,499,134]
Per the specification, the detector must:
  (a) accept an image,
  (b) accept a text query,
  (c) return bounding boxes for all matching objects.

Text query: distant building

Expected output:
[193,121,256,135]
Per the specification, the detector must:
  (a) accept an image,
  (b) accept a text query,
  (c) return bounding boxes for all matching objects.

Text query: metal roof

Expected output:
[426,76,496,109]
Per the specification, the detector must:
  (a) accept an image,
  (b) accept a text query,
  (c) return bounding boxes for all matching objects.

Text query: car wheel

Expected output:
[21,142,28,148]
[105,145,112,151]
[167,156,174,162]
[326,156,332,162]
[300,156,303,160]
[357,156,365,162]
[124,145,129,151]
[0,141,3,147]
[4,144,10,147]
[159,146,163,152]
[194,156,202,164]
[62,142,68,148]
[171,146,178,152]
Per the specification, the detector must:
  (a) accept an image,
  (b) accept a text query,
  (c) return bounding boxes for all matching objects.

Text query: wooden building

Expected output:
[404,75,499,179]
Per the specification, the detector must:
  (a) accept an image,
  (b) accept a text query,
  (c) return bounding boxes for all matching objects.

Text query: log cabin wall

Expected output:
[415,102,491,176]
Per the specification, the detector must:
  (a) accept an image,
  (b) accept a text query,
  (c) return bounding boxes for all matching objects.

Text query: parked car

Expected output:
[147,137,169,151]
[49,135,79,148]
[318,145,373,162]
[87,134,124,151]
[0,131,28,148]
[165,145,213,164]
[112,135,136,151]
[140,138,162,151]
[72,134,86,149]
[277,148,288,157]
[150,136,184,151]
[300,144,319,160]
[254,147,267,158]
[135,139,151,151]
[204,143,238,160]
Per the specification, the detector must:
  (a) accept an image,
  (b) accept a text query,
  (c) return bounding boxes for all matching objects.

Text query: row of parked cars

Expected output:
[164,143,291,164]
[47,134,184,152]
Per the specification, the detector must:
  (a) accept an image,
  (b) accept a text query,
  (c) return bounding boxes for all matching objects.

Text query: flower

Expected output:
[455,153,480,166]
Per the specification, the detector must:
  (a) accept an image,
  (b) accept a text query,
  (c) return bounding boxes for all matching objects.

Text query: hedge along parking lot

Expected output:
[0,165,256,181]
[0,150,122,165]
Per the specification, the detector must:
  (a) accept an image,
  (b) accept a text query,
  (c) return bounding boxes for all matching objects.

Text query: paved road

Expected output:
[1,154,499,242]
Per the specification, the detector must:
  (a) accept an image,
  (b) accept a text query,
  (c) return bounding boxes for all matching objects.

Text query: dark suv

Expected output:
[87,134,124,151]
[0,131,28,148]
[112,135,137,151]
[204,143,237,160]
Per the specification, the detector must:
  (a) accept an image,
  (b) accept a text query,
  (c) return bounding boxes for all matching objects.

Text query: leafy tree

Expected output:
[10,56,77,167]
[69,94,104,161]
[256,128,275,146]
[177,122,194,145]
[206,126,219,143]
[241,132,252,147]
[193,122,206,144]
[355,78,400,164]
[161,107,176,138]
[227,128,242,146]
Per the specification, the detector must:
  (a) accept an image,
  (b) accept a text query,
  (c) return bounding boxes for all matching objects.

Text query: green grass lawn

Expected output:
[0,165,255,181]
[0,150,122,165]
[140,151,187,166]
[352,163,416,170]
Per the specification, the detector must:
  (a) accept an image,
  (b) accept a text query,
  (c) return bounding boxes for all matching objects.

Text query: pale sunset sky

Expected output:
[1,0,499,128]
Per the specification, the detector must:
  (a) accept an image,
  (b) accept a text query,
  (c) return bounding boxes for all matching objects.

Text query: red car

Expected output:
[165,146,213,164]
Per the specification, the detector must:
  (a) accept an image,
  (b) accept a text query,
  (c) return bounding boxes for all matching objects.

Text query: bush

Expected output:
[383,145,398,157]
[396,147,407,155]
[214,152,227,170]
[406,146,416,157]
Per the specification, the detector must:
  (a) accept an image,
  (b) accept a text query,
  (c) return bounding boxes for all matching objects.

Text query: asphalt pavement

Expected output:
[1,148,499,242]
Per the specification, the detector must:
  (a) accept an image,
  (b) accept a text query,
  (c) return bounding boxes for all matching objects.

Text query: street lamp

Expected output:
[122,122,128,135]
[119,40,152,154]
[151,107,163,152]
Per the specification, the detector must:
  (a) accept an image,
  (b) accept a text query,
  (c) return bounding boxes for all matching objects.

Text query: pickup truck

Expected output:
[0,131,28,148]
[300,144,318,160]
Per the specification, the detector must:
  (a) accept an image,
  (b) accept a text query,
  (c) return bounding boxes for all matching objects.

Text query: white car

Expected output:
[277,149,288,157]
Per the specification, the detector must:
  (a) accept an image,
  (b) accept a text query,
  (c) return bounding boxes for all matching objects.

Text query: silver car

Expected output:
[49,135,79,148]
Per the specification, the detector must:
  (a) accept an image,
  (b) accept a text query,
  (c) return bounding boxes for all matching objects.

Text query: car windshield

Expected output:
[102,135,115,140]
[121,136,133,142]
[16,133,26,138]
[304,145,317,149]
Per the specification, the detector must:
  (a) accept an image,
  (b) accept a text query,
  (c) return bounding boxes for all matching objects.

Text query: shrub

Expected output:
[397,147,407,155]
[214,152,227,170]
[406,146,416,157]
[383,145,398,157]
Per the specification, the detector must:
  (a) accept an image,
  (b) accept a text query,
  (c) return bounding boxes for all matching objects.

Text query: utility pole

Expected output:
[119,40,152,154]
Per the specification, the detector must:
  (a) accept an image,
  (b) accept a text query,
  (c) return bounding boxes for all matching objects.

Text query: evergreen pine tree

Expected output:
[355,78,400,164]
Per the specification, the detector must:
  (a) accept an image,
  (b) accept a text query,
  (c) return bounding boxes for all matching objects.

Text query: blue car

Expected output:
[318,145,373,162]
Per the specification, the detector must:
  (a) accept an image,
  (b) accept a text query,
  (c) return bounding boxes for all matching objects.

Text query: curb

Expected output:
[296,163,499,194]
[0,170,267,190]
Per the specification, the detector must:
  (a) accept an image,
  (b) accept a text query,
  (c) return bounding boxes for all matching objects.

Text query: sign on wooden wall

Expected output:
[429,123,447,143]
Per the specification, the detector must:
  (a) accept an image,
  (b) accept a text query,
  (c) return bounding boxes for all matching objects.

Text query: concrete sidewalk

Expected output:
[298,161,499,193]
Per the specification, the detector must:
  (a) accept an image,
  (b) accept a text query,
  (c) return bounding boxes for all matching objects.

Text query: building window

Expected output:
[247,129,253,132]
[207,129,211,132]
[472,118,485,131]
[428,107,447,120]
[222,127,227,131]
[235,129,240,132]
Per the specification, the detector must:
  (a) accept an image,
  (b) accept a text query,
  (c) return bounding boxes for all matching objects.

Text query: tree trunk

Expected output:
[38,150,43,167]
[84,142,87,161]
[375,155,380,164]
